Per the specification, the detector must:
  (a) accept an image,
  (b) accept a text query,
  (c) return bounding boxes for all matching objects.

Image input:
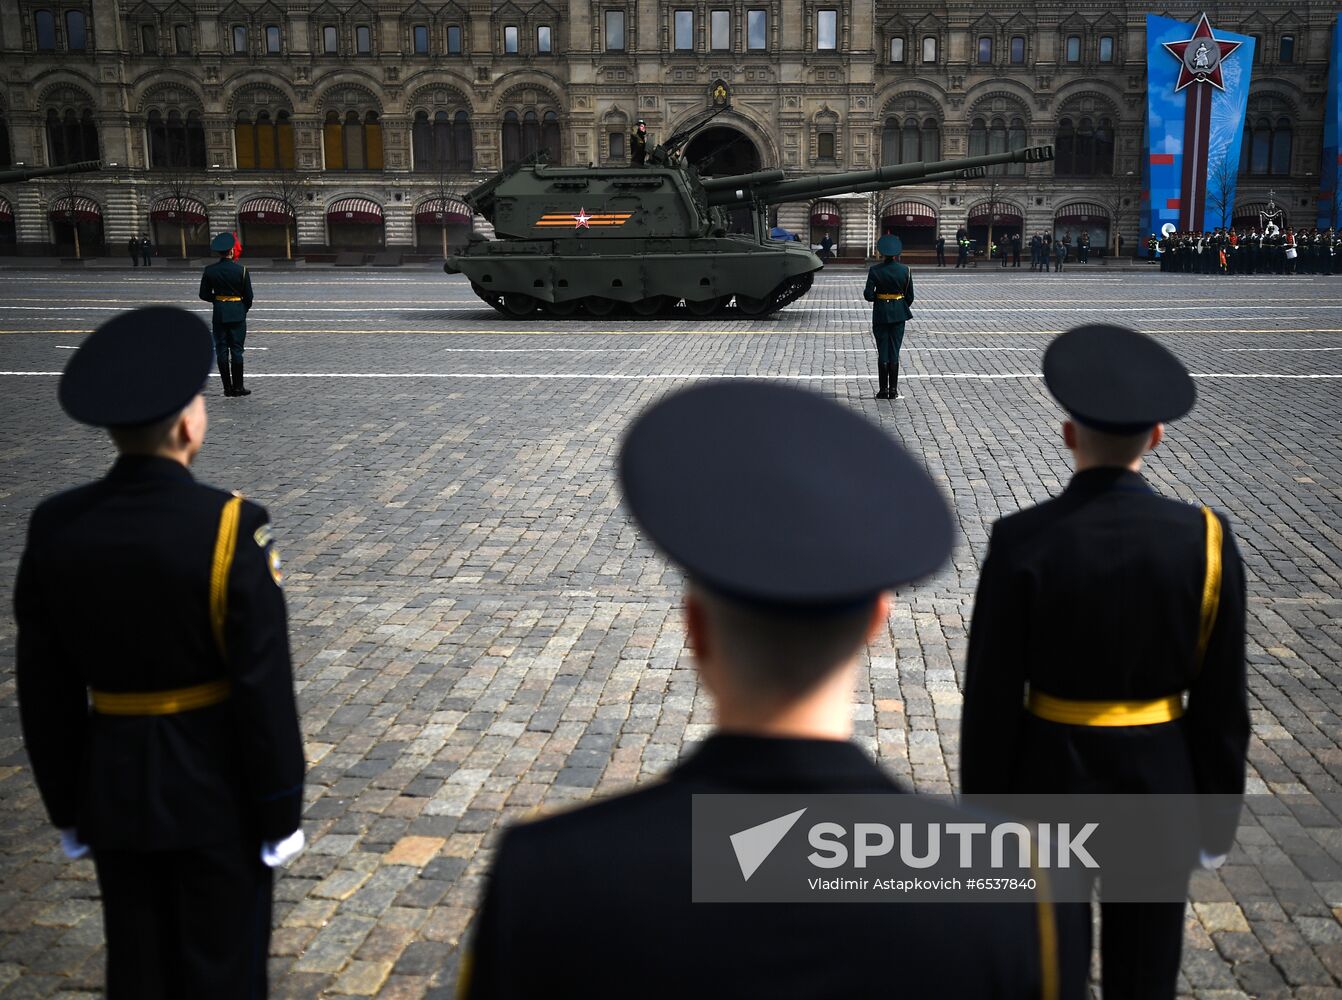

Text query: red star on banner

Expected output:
[1162,12,1241,93]
[573,208,592,229]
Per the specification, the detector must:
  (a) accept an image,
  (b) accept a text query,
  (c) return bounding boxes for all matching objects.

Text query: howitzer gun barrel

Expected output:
[0,159,102,184]
[704,145,1052,207]
[699,169,787,192]
[798,166,989,203]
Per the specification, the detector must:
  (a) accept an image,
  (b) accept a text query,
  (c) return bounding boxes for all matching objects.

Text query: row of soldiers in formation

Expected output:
[1149,227,1342,274]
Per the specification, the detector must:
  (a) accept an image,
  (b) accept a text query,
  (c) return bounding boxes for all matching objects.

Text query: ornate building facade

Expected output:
[0,0,1333,256]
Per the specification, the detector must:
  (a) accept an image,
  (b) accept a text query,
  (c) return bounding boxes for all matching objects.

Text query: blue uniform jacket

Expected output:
[862,259,914,324]
[198,259,254,326]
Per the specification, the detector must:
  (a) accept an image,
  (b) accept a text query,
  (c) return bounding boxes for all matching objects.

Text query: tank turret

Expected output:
[0,160,101,184]
[446,142,1052,319]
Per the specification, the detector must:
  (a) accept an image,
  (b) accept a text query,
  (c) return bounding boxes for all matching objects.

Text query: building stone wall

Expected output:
[0,0,1332,254]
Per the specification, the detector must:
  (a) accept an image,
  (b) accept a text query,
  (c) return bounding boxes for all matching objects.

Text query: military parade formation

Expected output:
[1149,227,1342,275]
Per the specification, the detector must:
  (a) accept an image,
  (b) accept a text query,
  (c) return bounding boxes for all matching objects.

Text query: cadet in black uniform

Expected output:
[863,233,914,400]
[960,324,1248,1000]
[199,232,255,397]
[15,307,306,1000]
[461,381,1082,1000]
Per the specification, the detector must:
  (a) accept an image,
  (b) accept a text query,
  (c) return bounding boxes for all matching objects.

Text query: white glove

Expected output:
[59,828,89,860]
[1199,850,1228,870]
[261,828,305,868]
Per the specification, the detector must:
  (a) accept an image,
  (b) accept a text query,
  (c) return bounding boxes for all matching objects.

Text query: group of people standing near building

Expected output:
[125,235,153,266]
[1149,227,1342,274]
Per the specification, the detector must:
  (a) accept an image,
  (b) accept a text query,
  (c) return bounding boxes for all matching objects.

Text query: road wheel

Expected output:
[734,292,774,316]
[546,300,578,318]
[684,296,722,317]
[501,292,537,317]
[629,296,668,317]
[583,297,618,317]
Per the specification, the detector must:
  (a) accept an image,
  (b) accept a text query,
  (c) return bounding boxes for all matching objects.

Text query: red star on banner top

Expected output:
[1162,12,1242,93]
[573,208,592,229]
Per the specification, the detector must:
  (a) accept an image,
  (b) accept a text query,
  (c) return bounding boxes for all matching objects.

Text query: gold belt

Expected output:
[91,679,232,716]
[215,295,242,302]
[1027,691,1183,727]
[876,293,904,301]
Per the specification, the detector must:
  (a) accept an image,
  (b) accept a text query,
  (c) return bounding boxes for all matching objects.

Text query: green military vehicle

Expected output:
[445,110,1051,318]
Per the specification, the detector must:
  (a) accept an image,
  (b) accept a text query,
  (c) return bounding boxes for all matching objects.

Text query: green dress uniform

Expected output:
[199,233,255,397]
[863,234,914,400]
[960,325,1248,1000]
[461,382,1084,1000]
[15,308,305,1000]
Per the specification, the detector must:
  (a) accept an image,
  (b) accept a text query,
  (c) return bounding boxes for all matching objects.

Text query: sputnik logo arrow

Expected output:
[729,808,807,881]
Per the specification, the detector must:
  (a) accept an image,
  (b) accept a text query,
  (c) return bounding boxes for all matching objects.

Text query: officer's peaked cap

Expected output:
[619,382,952,608]
[211,232,235,253]
[877,235,903,257]
[59,306,214,427]
[1043,324,1195,435]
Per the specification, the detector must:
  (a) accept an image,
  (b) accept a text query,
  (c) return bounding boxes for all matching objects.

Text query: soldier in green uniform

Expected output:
[198,232,255,397]
[862,234,914,400]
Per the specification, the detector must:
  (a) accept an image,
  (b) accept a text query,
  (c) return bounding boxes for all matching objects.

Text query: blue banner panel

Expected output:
[1319,15,1341,229]
[1144,14,1254,237]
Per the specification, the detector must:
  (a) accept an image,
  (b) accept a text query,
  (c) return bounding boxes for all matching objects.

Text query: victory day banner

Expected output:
[1144,13,1255,239]
[1319,13,1341,229]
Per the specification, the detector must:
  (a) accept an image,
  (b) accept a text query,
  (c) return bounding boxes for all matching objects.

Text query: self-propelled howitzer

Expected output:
[0,160,101,184]
[446,144,1052,318]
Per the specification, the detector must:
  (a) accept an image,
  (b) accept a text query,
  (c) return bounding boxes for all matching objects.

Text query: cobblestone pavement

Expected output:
[1,264,1340,998]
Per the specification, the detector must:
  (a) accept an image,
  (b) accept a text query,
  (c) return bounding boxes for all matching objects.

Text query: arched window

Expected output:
[541,111,560,158]
[1240,99,1293,177]
[1093,118,1114,175]
[1270,117,1292,175]
[65,10,87,49]
[35,10,56,49]
[147,108,207,169]
[501,106,559,165]
[922,119,940,162]
[901,118,919,163]
[1007,117,1027,175]
[46,108,99,165]
[502,110,521,166]
[454,111,474,171]
[968,117,987,157]
[1054,113,1112,176]
[324,109,383,171]
[1055,118,1074,175]
[882,115,939,165]
[0,113,11,168]
[235,109,294,170]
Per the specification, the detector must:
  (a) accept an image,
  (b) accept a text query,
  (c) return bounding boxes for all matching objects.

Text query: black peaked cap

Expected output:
[619,382,953,607]
[59,306,214,427]
[1042,324,1195,434]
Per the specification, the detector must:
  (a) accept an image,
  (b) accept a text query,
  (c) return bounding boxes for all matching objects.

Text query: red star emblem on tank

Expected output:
[573,208,592,229]
[1161,13,1241,93]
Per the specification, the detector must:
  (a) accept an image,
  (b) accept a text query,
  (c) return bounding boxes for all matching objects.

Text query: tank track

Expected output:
[469,273,815,320]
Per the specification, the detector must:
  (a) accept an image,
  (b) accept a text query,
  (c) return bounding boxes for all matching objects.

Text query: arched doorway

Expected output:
[685,125,762,234]
[0,196,15,249]
[238,196,297,258]
[49,194,103,257]
[327,197,385,250]
[967,201,1022,257]
[810,200,842,256]
[415,197,473,256]
[151,195,209,258]
[1053,203,1110,258]
[880,200,937,250]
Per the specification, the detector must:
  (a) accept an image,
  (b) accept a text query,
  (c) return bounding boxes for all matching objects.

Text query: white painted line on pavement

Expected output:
[440,347,648,352]
[1221,347,1342,352]
[4,371,1341,380]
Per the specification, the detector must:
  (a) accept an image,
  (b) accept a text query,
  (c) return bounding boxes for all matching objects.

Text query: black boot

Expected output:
[888,363,901,399]
[233,359,252,396]
[217,356,234,396]
[875,364,890,399]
